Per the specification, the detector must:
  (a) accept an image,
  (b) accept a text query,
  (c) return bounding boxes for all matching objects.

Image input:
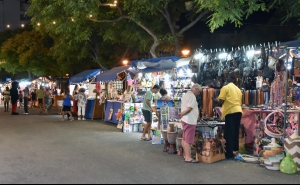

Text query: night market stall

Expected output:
[68,69,102,119]
[95,65,136,124]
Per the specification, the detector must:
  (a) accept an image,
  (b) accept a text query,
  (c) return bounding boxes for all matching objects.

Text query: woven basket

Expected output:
[264,111,284,139]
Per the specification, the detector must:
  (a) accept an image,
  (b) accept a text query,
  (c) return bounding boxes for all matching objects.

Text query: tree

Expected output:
[1,29,68,77]
[27,0,269,59]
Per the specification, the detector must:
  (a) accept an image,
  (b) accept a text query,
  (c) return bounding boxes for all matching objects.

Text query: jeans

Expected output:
[24,97,28,113]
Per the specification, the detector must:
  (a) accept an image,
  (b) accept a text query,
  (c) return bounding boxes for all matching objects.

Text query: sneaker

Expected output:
[23,113,27,115]
[82,118,86,121]
[78,118,82,120]
[26,113,29,115]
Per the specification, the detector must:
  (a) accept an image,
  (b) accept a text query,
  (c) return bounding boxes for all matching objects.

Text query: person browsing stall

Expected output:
[37,86,45,113]
[213,77,242,159]
[3,87,10,112]
[141,84,160,141]
[177,84,201,163]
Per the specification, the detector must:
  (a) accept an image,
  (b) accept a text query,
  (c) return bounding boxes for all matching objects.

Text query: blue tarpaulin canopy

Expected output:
[280,40,300,47]
[69,69,101,83]
[130,56,180,73]
[95,66,135,82]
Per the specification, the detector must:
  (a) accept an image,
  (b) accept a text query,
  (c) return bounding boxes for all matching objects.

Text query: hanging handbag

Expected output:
[268,56,278,70]
[276,59,286,72]
[256,58,265,70]
[261,83,269,92]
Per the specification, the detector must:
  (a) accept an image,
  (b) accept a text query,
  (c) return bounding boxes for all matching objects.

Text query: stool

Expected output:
[176,137,183,156]
[162,130,170,152]
[167,132,178,154]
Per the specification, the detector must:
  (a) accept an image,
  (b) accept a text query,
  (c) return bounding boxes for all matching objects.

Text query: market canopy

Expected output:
[279,40,300,48]
[69,69,101,83]
[130,56,180,73]
[95,66,135,82]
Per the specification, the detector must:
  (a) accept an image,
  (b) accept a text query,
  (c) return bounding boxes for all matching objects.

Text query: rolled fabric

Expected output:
[245,90,249,105]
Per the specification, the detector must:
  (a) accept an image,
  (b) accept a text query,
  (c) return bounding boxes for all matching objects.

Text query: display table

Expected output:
[52,95,64,107]
[241,109,300,144]
[85,99,95,119]
[104,100,123,124]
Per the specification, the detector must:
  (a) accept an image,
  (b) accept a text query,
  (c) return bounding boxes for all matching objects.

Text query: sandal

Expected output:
[61,119,65,121]
[141,138,150,141]
[185,159,199,163]
[70,118,74,121]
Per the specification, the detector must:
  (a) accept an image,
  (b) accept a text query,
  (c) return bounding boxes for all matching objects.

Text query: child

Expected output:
[61,89,74,121]
[74,88,87,120]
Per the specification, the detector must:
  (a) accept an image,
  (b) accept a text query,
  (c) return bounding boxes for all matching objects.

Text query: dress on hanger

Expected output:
[270,75,284,108]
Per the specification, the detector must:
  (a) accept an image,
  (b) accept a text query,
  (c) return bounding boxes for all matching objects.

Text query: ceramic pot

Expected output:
[284,129,300,171]
[280,153,298,174]
[262,138,284,170]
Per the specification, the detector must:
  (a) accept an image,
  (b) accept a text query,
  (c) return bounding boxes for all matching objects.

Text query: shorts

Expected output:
[182,121,196,144]
[142,109,152,123]
[62,106,71,112]
[19,98,23,103]
[38,98,43,104]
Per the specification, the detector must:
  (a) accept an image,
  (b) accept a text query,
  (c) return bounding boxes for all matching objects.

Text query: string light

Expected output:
[71,18,75,22]
[89,14,93,18]
[53,21,56,24]
[37,22,40,26]
[21,24,24,27]
[6,25,10,28]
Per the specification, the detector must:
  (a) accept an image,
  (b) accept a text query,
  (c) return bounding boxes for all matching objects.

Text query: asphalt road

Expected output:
[0,105,298,184]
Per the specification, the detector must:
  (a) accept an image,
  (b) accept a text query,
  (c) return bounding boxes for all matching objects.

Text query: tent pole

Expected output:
[283,48,290,140]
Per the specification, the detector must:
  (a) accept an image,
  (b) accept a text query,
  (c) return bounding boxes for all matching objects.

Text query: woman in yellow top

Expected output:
[214,77,242,159]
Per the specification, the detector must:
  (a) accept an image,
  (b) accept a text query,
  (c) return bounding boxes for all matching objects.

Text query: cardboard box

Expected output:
[200,151,225,164]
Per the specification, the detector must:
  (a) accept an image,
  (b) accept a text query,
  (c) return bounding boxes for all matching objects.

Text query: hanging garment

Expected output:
[213,89,221,108]
[245,90,249,105]
[270,76,284,108]
[208,88,215,117]
[264,91,269,105]
[241,89,245,105]
[202,88,208,117]
[259,89,264,105]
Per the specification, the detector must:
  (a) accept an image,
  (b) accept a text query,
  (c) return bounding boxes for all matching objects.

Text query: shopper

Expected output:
[3,87,10,112]
[37,86,44,113]
[31,89,37,108]
[44,88,53,115]
[74,88,87,120]
[18,90,23,108]
[177,84,201,163]
[159,88,171,101]
[10,81,19,115]
[214,77,243,159]
[0,87,2,105]
[141,84,160,141]
[61,89,74,121]
[72,85,79,120]
[23,87,29,115]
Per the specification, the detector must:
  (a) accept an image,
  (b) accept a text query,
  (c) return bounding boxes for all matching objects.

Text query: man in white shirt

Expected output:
[178,84,201,163]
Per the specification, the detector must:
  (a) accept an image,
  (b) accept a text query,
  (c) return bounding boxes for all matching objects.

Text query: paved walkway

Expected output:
[0,104,298,184]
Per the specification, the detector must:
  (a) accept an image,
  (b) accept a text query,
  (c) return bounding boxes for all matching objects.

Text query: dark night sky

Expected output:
[181,9,299,50]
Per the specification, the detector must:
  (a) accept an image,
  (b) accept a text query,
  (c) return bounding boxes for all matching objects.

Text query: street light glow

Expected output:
[182,49,190,56]
[122,60,129,65]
